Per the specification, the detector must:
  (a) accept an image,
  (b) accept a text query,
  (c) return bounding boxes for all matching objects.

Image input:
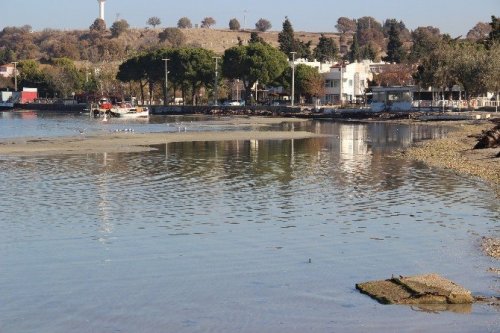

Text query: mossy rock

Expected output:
[356,274,474,305]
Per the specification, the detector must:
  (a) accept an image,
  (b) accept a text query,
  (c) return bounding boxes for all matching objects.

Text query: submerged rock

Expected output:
[356,273,474,305]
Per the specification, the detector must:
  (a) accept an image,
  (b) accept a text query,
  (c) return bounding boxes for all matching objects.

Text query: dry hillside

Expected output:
[142,28,342,54]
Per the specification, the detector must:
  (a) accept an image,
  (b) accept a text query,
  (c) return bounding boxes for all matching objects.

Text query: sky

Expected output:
[2,0,499,37]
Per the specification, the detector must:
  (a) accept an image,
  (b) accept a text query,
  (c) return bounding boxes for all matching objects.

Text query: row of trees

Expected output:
[116,38,325,105]
[146,16,272,32]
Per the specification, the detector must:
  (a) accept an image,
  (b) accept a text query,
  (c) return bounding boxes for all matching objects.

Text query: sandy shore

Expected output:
[401,121,500,186]
[0,130,325,156]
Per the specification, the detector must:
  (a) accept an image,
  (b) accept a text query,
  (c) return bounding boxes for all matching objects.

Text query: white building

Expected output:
[323,60,374,105]
[0,64,16,78]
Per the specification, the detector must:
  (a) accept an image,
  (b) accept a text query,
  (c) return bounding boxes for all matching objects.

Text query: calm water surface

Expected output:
[0,112,498,333]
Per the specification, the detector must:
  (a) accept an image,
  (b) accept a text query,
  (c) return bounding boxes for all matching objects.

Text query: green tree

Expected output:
[348,33,361,62]
[117,53,151,103]
[487,15,500,45]
[47,58,85,98]
[158,28,186,47]
[278,17,311,60]
[278,17,295,57]
[409,26,442,62]
[229,18,241,31]
[177,17,193,29]
[222,43,288,102]
[279,64,324,103]
[384,23,405,63]
[484,41,500,111]
[147,17,162,28]
[249,32,266,44]
[110,19,130,38]
[255,18,272,32]
[0,48,16,64]
[314,34,338,62]
[17,60,52,97]
[361,43,377,61]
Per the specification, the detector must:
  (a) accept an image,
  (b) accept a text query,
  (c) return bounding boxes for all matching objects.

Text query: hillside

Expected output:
[176,28,342,54]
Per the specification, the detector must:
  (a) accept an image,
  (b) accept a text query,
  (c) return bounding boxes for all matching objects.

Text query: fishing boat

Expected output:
[109,102,149,118]
[91,99,149,118]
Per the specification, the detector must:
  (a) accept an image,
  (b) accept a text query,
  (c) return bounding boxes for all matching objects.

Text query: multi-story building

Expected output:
[323,60,374,105]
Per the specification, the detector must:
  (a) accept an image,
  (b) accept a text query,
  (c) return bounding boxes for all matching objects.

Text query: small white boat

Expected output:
[110,103,149,118]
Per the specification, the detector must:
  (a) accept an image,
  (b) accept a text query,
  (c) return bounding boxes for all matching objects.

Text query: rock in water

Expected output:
[356,273,474,305]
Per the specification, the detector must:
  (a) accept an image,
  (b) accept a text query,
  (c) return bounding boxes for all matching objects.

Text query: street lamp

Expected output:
[290,52,297,107]
[213,56,221,106]
[162,58,169,106]
[12,62,18,92]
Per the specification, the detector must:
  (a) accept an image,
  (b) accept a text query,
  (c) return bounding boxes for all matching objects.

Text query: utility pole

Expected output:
[12,62,18,92]
[213,57,221,106]
[290,52,297,107]
[162,59,169,106]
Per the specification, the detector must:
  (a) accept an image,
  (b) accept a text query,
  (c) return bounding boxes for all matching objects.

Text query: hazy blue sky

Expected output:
[3,0,499,37]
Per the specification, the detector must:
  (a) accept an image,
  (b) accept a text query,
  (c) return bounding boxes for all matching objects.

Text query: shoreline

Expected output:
[401,121,500,187]
[0,130,326,156]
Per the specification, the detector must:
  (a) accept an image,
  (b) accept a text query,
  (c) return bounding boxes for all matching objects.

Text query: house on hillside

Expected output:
[0,64,16,78]
[323,61,374,105]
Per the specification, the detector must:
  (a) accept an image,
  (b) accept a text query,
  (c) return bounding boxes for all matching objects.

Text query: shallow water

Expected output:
[0,113,498,333]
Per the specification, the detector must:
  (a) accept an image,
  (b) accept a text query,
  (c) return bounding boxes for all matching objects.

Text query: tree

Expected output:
[361,43,377,61]
[314,34,338,62]
[279,64,324,103]
[17,60,52,97]
[0,48,16,64]
[278,17,311,60]
[229,18,241,31]
[383,19,410,41]
[201,17,216,29]
[278,17,295,56]
[147,17,162,29]
[487,15,500,44]
[357,16,382,32]
[222,43,288,102]
[384,23,405,63]
[409,26,442,62]
[169,48,216,105]
[110,19,130,38]
[255,19,272,32]
[47,58,85,98]
[177,17,193,29]
[89,18,106,32]
[336,17,357,35]
[483,42,500,111]
[249,32,266,44]
[348,33,361,62]
[158,28,186,48]
[466,22,491,41]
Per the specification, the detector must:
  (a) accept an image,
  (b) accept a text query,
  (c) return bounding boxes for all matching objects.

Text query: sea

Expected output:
[0,111,498,333]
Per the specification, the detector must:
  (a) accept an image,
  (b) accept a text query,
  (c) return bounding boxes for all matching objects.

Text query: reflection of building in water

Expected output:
[338,123,372,175]
[96,152,114,244]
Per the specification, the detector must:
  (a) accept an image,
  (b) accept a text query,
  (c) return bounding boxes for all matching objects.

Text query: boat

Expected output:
[91,99,149,118]
[109,102,149,118]
[0,101,14,110]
